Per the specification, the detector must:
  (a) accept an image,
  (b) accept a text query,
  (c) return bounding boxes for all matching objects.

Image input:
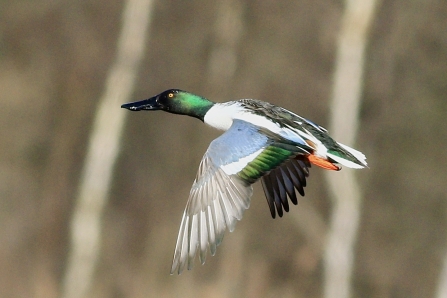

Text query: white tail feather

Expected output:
[337,143,367,167]
[327,153,365,169]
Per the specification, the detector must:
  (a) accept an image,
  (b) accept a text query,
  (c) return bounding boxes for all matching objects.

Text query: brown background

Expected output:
[1,0,447,297]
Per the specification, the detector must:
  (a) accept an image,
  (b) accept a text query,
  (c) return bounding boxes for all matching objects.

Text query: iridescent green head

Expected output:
[121,89,214,121]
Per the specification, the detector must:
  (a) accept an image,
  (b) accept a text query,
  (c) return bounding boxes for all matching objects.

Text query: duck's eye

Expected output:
[168,93,174,98]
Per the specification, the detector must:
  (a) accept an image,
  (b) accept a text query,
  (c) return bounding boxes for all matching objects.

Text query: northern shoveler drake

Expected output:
[121,89,367,274]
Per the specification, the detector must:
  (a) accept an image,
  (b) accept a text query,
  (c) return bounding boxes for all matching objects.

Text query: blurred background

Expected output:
[1,0,447,297]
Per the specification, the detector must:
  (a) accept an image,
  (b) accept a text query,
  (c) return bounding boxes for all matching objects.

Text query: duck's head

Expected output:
[121,89,214,121]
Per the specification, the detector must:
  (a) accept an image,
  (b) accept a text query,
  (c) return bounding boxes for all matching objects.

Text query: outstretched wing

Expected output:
[238,99,367,169]
[170,154,252,275]
[261,156,311,218]
[170,120,310,274]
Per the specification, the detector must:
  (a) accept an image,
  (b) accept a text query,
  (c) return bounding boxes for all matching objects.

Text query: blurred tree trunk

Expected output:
[61,0,154,297]
[324,0,377,297]
[436,254,447,298]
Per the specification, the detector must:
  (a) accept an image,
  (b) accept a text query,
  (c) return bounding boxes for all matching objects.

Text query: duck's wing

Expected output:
[171,119,308,274]
[260,156,311,219]
[238,99,367,168]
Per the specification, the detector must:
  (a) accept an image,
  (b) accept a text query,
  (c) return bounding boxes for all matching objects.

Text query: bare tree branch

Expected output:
[61,1,154,297]
[323,0,377,297]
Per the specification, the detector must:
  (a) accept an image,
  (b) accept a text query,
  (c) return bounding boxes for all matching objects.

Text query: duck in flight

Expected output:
[121,89,367,274]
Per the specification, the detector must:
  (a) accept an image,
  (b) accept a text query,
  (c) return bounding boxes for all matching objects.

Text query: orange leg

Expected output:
[307,154,340,171]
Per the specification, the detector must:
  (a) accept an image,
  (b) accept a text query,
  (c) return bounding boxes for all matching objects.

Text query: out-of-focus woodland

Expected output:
[1,0,447,297]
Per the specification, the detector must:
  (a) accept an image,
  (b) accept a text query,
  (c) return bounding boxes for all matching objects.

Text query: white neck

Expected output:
[203,103,243,131]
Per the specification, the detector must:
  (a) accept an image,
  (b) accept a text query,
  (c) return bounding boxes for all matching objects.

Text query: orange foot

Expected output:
[307,154,340,171]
